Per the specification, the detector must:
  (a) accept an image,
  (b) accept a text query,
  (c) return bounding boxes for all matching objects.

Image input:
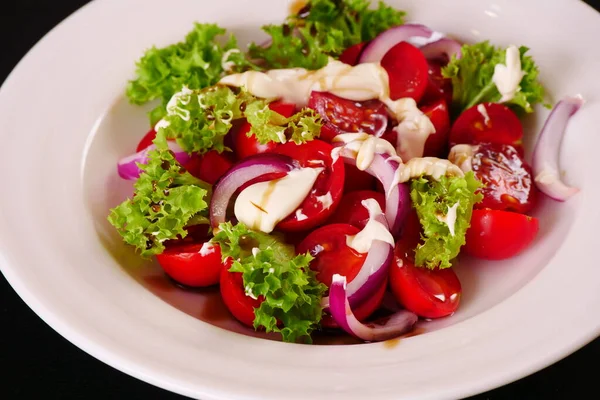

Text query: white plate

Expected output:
[1,0,599,399]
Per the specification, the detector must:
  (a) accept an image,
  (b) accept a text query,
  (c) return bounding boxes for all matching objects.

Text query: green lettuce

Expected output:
[410,172,483,269]
[212,222,327,343]
[245,102,322,144]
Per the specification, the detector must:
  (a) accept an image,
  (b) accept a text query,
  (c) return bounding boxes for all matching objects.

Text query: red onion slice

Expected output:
[117,141,190,180]
[358,24,435,63]
[532,96,583,201]
[419,38,462,63]
[209,153,298,228]
[329,274,418,342]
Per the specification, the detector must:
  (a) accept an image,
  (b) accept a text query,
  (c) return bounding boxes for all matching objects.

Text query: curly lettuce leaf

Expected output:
[249,0,405,69]
[212,222,326,343]
[410,172,483,269]
[108,147,211,257]
[245,102,322,144]
[126,23,252,125]
[442,41,546,115]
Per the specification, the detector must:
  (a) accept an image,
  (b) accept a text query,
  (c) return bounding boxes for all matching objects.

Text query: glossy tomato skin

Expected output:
[389,211,462,318]
[449,103,523,150]
[328,190,385,230]
[421,61,453,106]
[308,91,388,142]
[136,128,157,152]
[274,139,345,232]
[156,242,224,287]
[339,42,367,66]
[471,143,537,213]
[343,164,375,193]
[381,41,429,102]
[234,101,296,160]
[421,99,451,157]
[220,261,263,328]
[185,150,234,185]
[464,209,539,260]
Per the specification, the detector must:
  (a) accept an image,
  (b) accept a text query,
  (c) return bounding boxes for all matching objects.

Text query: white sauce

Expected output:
[251,247,260,257]
[220,58,435,159]
[315,192,334,210]
[436,201,460,236]
[477,103,491,126]
[221,48,241,72]
[393,157,464,184]
[332,132,397,170]
[448,144,477,173]
[492,45,526,103]
[154,85,196,130]
[295,208,308,221]
[245,285,258,300]
[199,242,216,256]
[234,167,322,233]
[346,199,395,254]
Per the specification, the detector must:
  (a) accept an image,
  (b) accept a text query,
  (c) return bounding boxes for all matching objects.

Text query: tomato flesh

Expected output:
[343,163,375,193]
[136,128,157,152]
[156,242,224,287]
[339,42,367,66]
[381,41,429,102]
[464,209,539,260]
[471,143,536,213]
[328,190,385,230]
[220,263,263,327]
[274,139,345,232]
[308,91,388,142]
[185,150,234,185]
[421,61,453,106]
[449,103,523,149]
[421,98,451,157]
[389,211,462,318]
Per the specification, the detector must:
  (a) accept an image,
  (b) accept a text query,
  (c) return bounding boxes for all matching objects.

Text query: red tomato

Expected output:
[421,99,451,157]
[308,91,388,142]
[449,103,523,149]
[380,41,429,102]
[297,223,385,327]
[274,139,345,232]
[185,150,234,185]
[464,209,539,260]
[471,143,537,213]
[343,164,375,193]
[234,101,296,160]
[220,263,263,327]
[339,42,367,65]
[156,242,224,287]
[328,190,385,230]
[389,211,462,318]
[136,128,157,152]
[421,61,453,106]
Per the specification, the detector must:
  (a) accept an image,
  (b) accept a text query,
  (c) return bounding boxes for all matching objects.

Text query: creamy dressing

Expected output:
[245,285,258,300]
[332,132,397,170]
[295,208,308,221]
[315,192,334,210]
[220,58,434,159]
[199,242,216,256]
[492,45,526,103]
[448,144,476,173]
[251,247,260,257]
[154,85,195,130]
[234,167,322,233]
[393,157,464,184]
[477,103,491,126]
[346,199,395,254]
[221,48,241,72]
[436,202,460,236]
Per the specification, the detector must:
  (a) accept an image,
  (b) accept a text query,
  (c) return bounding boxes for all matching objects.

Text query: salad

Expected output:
[109,0,582,344]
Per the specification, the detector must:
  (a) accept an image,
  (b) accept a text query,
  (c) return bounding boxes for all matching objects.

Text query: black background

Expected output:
[1,1,599,399]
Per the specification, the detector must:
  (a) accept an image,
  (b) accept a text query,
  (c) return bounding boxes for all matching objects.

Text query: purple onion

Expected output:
[419,38,462,63]
[532,96,583,201]
[358,24,435,63]
[117,141,190,180]
[329,274,418,342]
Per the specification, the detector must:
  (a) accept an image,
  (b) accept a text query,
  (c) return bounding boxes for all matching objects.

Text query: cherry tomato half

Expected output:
[339,42,367,66]
[234,101,296,160]
[421,61,453,106]
[220,263,263,327]
[184,150,234,185]
[464,209,539,260]
[308,91,388,142]
[421,98,451,157]
[381,41,429,102]
[389,211,462,318]
[343,164,375,193]
[328,190,385,230]
[156,242,224,287]
[274,139,345,232]
[449,103,523,149]
[136,128,157,152]
[471,143,537,213]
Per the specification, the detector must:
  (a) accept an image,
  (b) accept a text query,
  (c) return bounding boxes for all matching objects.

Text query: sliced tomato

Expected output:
[471,143,537,213]
[389,211,462,318]
[343,163,375,193]
[464,209,539,260]
[328,190,385,230]
[136,128,157,152]
[449,103,523,150]
[156,242,224,287]
[339,42,367,66]
[184,150,234,185]
[297,223,385,327]
[220,262,263,327]
[381,41,429,102]
[308,91,388,142]
[421,61,453,106]
[234,101,296,160]
[421,98,450,157]
[273,139,345,232]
